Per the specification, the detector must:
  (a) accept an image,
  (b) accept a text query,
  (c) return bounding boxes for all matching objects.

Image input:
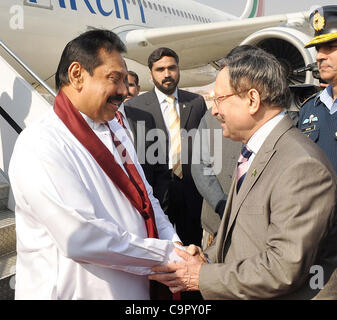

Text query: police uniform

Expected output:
[298,89,337,173]
[298,5,337,174]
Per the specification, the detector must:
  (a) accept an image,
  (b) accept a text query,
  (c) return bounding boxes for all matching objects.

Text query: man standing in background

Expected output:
[125,47,207,247]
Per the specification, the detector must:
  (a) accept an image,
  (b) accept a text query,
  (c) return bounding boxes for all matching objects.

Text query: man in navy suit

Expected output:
[124,47,207,247]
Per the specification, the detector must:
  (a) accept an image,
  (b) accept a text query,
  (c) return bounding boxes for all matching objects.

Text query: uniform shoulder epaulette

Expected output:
[300,92,320,108]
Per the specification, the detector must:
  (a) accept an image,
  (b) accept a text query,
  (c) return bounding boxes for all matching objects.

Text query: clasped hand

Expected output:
[149,244,207,293]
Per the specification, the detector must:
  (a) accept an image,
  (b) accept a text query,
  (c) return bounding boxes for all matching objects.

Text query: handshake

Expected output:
[149,244,208,294]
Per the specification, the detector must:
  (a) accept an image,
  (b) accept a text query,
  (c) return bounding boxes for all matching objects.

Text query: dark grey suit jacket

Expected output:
[123,104,168,203]
[124,88,207,217]
[199,115,337,299]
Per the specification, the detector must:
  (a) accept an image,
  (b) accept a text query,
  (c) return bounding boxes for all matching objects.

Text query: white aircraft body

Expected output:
[0,0,318,91]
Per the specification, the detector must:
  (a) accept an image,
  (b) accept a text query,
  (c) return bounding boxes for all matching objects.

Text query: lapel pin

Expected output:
[252,169,257,177]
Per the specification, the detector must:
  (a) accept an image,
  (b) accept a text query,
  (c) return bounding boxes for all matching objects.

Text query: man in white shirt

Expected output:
[150,48,337,299]
[9,29,183,300]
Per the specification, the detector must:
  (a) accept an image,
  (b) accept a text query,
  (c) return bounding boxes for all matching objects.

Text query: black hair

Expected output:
[147,47,179,70]
[128,70,139,86]
[55,29,126,90]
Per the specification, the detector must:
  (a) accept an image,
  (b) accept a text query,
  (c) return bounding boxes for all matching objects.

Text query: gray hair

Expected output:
[222,49,291,109]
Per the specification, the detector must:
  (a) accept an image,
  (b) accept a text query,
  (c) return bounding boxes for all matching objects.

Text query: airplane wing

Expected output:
[122,11,310,70]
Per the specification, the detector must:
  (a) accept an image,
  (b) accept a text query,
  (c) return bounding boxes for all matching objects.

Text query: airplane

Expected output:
[0,0,319,92]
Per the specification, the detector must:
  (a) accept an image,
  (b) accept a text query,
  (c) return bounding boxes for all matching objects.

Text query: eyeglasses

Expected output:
[212,93,236,107]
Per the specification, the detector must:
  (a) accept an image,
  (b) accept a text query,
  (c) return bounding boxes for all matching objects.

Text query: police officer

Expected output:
[298,5,337,174]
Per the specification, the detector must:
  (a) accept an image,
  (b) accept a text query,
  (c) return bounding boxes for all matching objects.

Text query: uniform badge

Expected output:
[313,11,325,31]
[302,114,318,125]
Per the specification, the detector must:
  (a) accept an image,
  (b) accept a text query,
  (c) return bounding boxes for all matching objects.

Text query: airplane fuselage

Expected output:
[0,0,235,90]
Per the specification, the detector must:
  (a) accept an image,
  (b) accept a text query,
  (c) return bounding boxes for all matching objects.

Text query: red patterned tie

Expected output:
[115,110,126,129]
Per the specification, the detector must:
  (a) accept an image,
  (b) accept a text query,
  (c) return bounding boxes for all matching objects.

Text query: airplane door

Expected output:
[23,0,53,10]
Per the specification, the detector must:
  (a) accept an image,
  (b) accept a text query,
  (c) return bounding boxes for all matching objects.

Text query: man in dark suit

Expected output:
[124,48,207,247]
[114,71,167,203]
[150,49,337,299]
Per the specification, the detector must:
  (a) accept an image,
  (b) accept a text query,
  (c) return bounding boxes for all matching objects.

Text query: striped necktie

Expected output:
[115,111,126,129]
[166,95,183,179]
[236,145,253,192]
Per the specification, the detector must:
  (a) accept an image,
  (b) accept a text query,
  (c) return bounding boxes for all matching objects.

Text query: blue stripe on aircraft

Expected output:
[113,0,121,19]
[97,0,113,16]
[84,0,96,14]
[137,0,146,23]
[120,0,129,20]
[58,0,77,10]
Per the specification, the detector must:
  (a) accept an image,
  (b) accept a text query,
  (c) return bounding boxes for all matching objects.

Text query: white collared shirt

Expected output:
[155,87,180,169]
[245,111,286,170]
[9,109,182,300]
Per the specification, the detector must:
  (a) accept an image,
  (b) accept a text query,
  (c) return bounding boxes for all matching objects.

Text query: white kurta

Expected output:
[9,109,181,300]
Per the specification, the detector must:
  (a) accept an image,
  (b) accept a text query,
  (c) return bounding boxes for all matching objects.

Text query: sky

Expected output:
[194,0,334,16]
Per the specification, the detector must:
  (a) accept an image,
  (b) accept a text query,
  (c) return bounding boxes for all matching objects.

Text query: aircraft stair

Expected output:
[0,40,55,300]
[0,178,15,300]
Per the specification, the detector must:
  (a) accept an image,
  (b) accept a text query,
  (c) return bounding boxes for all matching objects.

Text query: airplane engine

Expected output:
[240,27,318,85]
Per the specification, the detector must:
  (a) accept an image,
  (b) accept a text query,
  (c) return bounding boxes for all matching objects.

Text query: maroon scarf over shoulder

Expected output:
[54,90,158,238]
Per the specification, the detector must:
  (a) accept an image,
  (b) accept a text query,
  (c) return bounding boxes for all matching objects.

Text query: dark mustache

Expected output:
[107,95,126,103]
[162,77,175,84]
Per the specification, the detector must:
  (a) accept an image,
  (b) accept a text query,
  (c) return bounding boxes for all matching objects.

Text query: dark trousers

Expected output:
[166,173,203,247]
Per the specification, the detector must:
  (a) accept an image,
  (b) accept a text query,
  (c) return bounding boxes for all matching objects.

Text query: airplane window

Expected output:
[153,3,157,10]
[163,6,167,13]
[176,10,180,16]
[158,5,162,12]
[188,13,191,19]
[192,14,196,21]
[180,11,184,17]
[184,11,188,18]
[143,0,147,8]
[171,8,175,15]
[167,7,171,14]
[132,0,136,5]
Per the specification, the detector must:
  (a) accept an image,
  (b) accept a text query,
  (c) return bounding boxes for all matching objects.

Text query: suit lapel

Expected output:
[146,89,167,134]
[178,90,192,129]
[223,149,276,244]
[217,115,295,260]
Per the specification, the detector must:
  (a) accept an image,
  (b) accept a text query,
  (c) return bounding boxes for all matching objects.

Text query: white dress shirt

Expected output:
[155,87,180,169]
[246,111,286,170]
[9,109,182,300]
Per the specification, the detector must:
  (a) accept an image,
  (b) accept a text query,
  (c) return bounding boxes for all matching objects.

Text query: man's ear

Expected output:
[247,89,260,115]
[67,62,84,91]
